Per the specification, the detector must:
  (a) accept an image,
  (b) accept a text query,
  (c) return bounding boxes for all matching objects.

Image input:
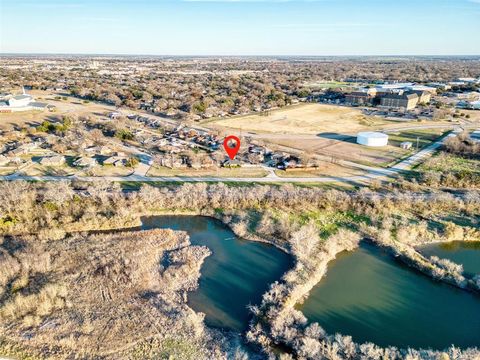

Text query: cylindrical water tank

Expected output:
[356,132,388,147]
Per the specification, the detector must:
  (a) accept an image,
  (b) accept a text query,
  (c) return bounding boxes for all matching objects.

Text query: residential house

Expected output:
[74,157,97,168]
[103,156,127,167]
[85,145,112,155]
[157,155,185,168]
[39,155,66,166]
[108,112,121,119]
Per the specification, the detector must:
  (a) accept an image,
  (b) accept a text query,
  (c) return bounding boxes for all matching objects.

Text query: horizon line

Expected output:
[1,52,480,58]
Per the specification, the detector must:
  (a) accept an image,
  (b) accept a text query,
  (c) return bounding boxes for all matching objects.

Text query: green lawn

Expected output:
[418,152,480,173]
[388,129,449,150]
[284,209,370,239]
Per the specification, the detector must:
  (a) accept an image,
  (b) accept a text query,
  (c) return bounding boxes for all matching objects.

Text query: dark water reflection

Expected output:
[141,215,292,332]
[298,243,480,349]
[420,241,480,275]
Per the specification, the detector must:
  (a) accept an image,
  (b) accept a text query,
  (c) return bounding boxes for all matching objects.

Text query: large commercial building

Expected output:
[380,92,419,111]
[0,88,49,113]
[345,88,378,106]
[345,83,433,110]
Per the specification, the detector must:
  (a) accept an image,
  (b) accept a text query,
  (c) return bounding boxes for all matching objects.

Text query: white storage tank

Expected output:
[357,132,388,147]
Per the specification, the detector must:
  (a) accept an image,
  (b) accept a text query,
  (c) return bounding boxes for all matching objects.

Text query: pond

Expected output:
[142,215,292,332]
[298,242,480,350]
[420,241,480,275]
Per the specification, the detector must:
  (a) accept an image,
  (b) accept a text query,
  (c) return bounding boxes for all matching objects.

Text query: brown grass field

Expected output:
[264,128,450,166]
[0,90,116,130]
[212,103,394,135]
[0,229,214,359]
[207,103,456,166]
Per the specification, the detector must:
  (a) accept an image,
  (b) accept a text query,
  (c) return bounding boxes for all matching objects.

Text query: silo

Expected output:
[356,132,389,147]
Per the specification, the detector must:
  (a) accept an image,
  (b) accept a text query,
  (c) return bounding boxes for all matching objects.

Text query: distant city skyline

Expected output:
[1,0,480,56]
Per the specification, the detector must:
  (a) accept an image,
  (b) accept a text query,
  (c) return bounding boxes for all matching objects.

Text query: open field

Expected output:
[0,91,116,130]
[387,129,450,149]
[0,228,217,359]
[211,103,391,135]
[209,103,460,137]
[259,128,450,167]
[418,152,480,173]
[270,137,404,165]
[411,150,480,188]
[146,166,269,178]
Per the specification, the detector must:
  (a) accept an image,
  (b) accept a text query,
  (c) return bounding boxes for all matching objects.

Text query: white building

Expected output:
[458,78,480,84]
[375,83,414,92]
[0,88,48,113]
[469,101,480,110]
[406,85,437,94]
[357,132,389,147]
[8,94,33,107]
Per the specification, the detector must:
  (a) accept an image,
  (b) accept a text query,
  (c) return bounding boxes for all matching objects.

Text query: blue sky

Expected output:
[1,0,479,55]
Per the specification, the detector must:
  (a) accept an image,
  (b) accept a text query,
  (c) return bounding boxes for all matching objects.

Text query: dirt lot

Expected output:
[208,104,459,157]
[211,103,395,135]
[266,128,449,167]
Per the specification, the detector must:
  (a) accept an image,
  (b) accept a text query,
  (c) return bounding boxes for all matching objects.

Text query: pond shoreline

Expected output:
[299,242,480,349]
[139,212,480,353]
[41,211,479,358]
[240,231,480,358]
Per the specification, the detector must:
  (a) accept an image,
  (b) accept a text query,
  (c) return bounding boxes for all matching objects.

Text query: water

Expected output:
[420,241,480,275]
[141,215,292,332]
[298,242,480,350]
[141,217,480,348]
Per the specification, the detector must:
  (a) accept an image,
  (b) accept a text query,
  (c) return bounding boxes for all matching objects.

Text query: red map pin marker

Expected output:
[223,135,241,160]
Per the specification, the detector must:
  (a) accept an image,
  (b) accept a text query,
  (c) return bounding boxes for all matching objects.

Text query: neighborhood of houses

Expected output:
[0,133,134,175]
[0,115,316,175]
[0,75,479,178]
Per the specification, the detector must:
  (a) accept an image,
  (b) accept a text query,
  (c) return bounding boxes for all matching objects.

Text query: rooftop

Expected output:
[12,94,32,100]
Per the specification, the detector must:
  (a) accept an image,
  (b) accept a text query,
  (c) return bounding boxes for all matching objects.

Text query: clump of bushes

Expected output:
[115,128,134,140]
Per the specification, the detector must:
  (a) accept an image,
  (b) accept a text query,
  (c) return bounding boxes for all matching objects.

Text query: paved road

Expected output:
[0,131,456,184]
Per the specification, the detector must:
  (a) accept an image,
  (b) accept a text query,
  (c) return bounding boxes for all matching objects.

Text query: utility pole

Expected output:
[416,136,420,151]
